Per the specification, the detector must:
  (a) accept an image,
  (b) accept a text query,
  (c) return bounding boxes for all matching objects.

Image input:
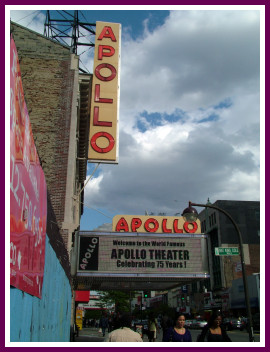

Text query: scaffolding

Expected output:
[44,10,96,73]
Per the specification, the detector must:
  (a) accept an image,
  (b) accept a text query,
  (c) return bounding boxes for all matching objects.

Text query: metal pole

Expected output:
[189,202,255,342]
[141,291,143,322]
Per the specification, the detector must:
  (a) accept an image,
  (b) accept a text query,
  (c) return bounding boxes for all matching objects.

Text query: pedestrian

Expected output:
[108,316,112,332]
[163,313,192,342]
[112,311,121,330]
[99,313,109,337]
[106,313,143,342]
[148,313,159,342]
[161,314,173,341]
[197,312,231,342]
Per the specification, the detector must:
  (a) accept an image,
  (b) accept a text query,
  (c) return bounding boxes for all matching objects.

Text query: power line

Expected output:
[81,202,113,219]
[12,10,41,24]
[26,11,43,28]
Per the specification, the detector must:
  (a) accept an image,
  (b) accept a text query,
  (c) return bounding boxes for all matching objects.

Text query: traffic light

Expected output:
[144,291,150,298]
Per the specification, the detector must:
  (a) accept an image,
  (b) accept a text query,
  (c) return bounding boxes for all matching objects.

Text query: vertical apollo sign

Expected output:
[10,36,47,298]
[88,22,121,163]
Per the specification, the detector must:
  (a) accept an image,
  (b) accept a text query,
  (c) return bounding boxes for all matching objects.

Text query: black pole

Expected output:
[189,202,255,342]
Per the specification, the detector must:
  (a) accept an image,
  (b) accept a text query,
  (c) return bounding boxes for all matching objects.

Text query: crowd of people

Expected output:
[84,310,232,342]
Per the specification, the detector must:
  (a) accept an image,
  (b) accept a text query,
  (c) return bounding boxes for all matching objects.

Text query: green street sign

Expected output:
[215,247,239,256]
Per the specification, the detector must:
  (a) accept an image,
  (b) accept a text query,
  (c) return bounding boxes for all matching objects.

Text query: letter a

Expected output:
[115,217,129,232]
[98,26,117,42]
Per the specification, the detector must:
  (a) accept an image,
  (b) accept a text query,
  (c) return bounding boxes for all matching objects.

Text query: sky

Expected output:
[8,6,264,232]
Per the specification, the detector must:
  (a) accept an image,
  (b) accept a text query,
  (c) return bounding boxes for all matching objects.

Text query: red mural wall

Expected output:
[10,36,47,298]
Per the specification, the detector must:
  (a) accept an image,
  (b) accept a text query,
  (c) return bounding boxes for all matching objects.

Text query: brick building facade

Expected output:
[11,22,91,251]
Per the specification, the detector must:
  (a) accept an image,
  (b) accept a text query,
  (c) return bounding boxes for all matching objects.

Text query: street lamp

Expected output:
[182,201,255,342]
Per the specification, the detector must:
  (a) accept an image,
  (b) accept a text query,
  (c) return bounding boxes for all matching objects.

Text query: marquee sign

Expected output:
[88,21,121,163]
[77,232,209,278]
[112,215,201,234]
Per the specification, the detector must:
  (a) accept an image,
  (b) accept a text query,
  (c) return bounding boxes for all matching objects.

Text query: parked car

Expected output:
[132,319,149,337]
[185,320,193,328]
[222,318,242,330]
[244,313,260,332]
[196,319,208,329]
[189,319,198,329]
[141,319,149,336]
[191,319,207,329]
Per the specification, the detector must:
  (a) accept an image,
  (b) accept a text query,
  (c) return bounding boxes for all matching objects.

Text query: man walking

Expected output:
[99,314,109,337]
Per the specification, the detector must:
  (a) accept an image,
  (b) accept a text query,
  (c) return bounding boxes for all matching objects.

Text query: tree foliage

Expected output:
[97,291,137,313]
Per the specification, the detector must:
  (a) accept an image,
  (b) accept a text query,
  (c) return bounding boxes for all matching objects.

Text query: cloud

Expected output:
[10,10,45,35]
[84,9,261,226]
[9,9,261,229]
[119,10,260,118]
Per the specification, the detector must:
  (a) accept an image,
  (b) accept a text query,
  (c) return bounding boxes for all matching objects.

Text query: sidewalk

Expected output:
[74,327,105,342]
[74,327,163,342]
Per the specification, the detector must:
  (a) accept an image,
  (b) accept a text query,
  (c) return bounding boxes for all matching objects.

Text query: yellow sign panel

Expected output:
[112,215,201,234]
[88,21,121,163]
[76,309,83,330]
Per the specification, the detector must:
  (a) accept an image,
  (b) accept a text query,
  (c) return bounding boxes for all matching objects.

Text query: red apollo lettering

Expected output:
[95,63,116,82]
[94,84,113,104]
[90,132,115,153]
[131,218,142,232]
[98,26,117,42]
[116,217,129,232]
[183,221,198,233]
[93,107,112,127]
[173,219,183,233]
[144,218,159,233]
[98,45,115,60]
[162,219,172,233]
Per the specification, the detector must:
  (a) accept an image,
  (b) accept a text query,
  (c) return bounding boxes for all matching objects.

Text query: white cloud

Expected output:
[84,9,261,227]
[9,9,261,229]
[10,10,45,35]
[119,10,260,117]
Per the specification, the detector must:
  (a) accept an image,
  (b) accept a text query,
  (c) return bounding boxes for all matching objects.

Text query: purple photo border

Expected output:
[2,1,268,351]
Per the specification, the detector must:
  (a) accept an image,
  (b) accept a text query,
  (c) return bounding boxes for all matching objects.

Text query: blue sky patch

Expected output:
[135,110,187,132]
[198,113,219,124]
[214,98,233,110]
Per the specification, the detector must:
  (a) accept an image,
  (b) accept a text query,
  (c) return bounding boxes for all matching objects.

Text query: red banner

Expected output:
[75,291,90,302]
[10,36,47,298]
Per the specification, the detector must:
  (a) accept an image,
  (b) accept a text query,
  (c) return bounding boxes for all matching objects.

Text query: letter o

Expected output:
[124,249,130,259]
[183,221,198,233]
[91,237,98,244]
[95,63,116,81]
[141,250,146,259]
[90,132,115,153]
[144,218,159,232]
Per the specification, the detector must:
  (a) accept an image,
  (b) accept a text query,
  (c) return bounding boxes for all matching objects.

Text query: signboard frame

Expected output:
[88,21,121,164]
[76,231,209,280]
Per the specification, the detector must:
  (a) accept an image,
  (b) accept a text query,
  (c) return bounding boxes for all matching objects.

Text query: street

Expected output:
[74,327,260,343]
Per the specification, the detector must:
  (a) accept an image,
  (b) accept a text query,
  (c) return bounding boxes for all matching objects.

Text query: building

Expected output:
[192,200,260,315]
[159,201,260,318]
[10,22,91,252]
[10,21,91,341]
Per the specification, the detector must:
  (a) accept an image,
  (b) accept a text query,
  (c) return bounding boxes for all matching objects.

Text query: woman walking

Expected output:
[197,312,231,342]
[148,313,159,342]
[163,314,192,342]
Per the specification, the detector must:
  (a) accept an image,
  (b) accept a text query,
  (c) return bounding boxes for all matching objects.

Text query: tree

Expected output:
[97,291,137,313]
[84,309,103,320]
